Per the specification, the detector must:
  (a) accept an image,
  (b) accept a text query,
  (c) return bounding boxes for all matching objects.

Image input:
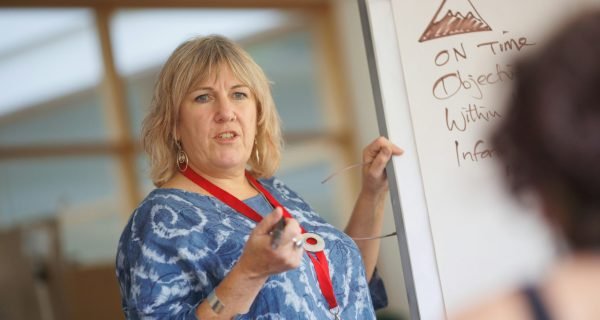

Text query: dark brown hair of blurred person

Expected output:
[452,11,600,320]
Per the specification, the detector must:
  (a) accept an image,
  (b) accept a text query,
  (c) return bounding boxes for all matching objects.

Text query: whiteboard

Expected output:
[359,0,600,319]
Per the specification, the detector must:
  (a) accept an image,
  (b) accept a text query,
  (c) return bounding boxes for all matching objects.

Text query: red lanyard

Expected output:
[181,167,339,311]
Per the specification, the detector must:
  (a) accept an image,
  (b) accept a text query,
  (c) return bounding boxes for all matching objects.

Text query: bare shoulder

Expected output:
[449,290,530,320]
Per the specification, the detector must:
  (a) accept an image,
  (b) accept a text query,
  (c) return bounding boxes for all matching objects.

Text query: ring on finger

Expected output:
[292,237,304,249]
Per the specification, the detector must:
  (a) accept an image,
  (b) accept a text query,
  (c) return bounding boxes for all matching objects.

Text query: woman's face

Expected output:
[177,64,257,176]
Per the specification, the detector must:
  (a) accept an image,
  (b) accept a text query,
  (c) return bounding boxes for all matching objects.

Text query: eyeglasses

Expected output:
[321,160,397,241]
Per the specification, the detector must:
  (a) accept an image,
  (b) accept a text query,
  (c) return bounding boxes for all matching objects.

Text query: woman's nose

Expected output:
[214,98,236,123]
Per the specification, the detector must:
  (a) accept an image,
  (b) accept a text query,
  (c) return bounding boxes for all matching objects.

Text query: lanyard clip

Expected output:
[329,306,341,320]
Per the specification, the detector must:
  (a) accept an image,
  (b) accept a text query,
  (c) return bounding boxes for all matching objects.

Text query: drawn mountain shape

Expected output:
[419,0,492,42]
[452,10,476,18]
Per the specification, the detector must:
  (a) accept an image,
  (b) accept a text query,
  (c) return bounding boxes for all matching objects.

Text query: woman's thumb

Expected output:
[255,206,283,234]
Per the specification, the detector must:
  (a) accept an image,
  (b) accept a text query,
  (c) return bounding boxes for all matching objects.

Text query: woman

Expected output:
[452,12,600,320]
[116,35,402,319]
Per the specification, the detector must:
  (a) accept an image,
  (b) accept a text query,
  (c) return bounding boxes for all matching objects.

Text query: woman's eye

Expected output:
[232,92,248,100]
[194,94,211,103]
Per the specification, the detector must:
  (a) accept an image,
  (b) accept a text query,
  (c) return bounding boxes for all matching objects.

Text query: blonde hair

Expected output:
[142,35,283,187]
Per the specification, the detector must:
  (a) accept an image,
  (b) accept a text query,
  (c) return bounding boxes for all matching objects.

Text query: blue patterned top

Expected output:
[116,177,387,319]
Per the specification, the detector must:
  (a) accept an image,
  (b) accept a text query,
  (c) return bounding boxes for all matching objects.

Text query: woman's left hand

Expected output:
[361,137,404,197]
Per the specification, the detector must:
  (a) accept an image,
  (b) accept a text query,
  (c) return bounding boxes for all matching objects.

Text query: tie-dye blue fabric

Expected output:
[116,177,386,319]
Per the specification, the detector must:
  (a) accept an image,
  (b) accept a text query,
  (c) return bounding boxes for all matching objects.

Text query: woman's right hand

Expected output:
[236,207,304,279]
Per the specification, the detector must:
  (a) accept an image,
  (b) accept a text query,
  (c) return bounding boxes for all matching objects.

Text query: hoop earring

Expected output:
[254,139,260,164]
[176,140,189,172]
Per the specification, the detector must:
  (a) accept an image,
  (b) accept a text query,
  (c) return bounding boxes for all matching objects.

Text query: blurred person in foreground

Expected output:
[115,35,402,319]
[453,12,600,320]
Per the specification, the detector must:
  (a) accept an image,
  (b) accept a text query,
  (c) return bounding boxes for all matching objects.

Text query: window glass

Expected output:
[136,151,155,194]
[0,156,120,228]
[278,143,353,228]
[246,31,325,133]
[0,9,102,117]
[110,9,294,76]
[124,70,158,138]
[60,199,124,265]
[279,161,338,224]
[0,90,107,146]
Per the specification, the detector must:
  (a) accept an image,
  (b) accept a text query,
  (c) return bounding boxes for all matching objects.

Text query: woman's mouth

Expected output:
[215,131,238,141]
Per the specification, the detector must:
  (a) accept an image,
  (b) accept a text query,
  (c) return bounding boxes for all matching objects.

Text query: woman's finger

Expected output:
[277,218,301,245]
[364,137,403,164]
[369,144,392,176]
[392,144,404,155]
[364,137,403,160]
[363,137,386,162]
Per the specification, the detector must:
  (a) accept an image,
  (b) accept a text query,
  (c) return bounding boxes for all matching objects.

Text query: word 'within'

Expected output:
[445,104,502,132]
